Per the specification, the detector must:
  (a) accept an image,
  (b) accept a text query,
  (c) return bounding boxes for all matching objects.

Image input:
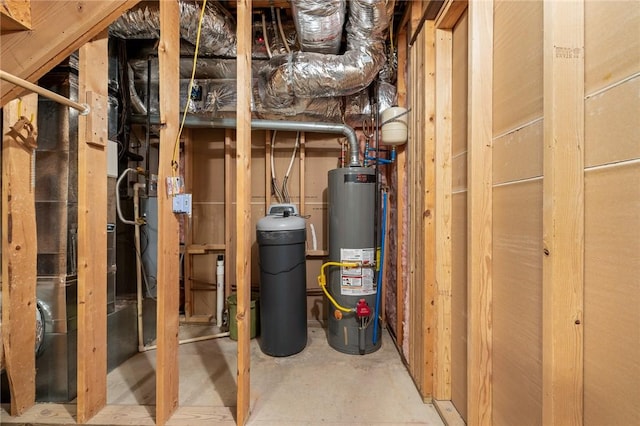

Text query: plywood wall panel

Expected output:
[451,192,468,421]
[191,204,225,245]
[452,153,467,192]
[585,1,640,95]
[585,76,640,168]
[493,0,543,137]
[452,10,468,157]
[492,180,543,426]
[492,120,543,185]
[191,129,225,202]
[584,163,640,426]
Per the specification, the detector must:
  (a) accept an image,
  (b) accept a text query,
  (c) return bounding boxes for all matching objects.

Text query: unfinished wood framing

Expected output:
[76,35,109,424]
[434,26,453,401]
[542,1,585,424]
[421,19,437,402]
[299,132,305,217]
[466,0,493,424]
[395,27,408,349]
[435,0,468,30]
[407,0,424,380]
[235,1,253,424]
[0,0,140,106]
[1,94,38,416]
[156,2,181,425]
[183,129,195,321]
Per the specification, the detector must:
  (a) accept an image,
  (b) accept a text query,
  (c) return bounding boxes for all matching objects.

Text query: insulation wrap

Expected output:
[110,0,237,57]
[290,0,346,54]
[259,0,393,108]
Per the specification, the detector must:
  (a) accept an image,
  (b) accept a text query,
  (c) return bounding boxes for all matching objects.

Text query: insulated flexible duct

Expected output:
[290,0,346,54]
[109,0,237,57]
[259,0,394,109]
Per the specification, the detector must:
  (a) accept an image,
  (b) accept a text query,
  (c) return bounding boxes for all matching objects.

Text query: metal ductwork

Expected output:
[259,0,394,109]
[290,0,346,54]
[109,0,237,57]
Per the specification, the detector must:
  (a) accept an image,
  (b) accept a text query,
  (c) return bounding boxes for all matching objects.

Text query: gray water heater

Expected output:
[327,167,381,354]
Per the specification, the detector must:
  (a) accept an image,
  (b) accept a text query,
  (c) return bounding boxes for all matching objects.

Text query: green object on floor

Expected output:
[227,293,259,341]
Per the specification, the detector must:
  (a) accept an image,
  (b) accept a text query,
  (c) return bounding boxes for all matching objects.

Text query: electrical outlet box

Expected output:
[172,193,192,215]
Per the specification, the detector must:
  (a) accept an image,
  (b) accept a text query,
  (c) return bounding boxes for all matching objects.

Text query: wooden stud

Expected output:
[156,2,181,425]
[466,0,493,424]
[422,19,437,402]
[224,129,233,301]
[77,34,108,424]
[236,1,253,425]
[542,1,585,424]
[408,0,424,378]
[1,0,141,106]
[299,132,306,216]
[183,129,194,321]
[434,27,454,400]
[395,27,408,349]
[265,130,272,209]
[1,94,38,416]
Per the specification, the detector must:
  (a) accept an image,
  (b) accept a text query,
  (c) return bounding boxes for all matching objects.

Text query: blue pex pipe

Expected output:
[373,191,388,345]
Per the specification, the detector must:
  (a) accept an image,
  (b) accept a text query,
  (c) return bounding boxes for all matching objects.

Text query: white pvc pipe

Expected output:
[140,332,230,352]
[216,255,225,327]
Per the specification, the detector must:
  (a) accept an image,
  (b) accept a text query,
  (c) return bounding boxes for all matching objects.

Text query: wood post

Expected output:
[77,34,109,424]
[156,1,181,424]
[434,27,453,401]
[542,1,585,424]
[422,19,437,401]
[466,0,493,424]
[1,94,38,416]
[236,1,253,424]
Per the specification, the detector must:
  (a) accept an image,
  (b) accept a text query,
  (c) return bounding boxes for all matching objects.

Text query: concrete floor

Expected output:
[107,324,445,425]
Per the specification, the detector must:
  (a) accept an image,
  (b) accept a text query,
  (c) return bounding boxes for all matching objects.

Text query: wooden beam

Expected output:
[236,1,253,425]
[466,0,493,424]
[0,0,141,106]
[0,0,32,32]
[76,34,109,424]
[422,19,437,401]
[434,27,453,401]
[395,27,408,348]
[542,1,585,424]
[435,0,468,30]
[1,93,38,416]
[156,2,181,425]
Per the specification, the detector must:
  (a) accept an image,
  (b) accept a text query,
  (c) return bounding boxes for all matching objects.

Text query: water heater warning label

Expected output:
[340,248,376,296]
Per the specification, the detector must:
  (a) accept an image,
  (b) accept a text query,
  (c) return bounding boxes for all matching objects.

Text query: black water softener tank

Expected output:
[256,204,307,356]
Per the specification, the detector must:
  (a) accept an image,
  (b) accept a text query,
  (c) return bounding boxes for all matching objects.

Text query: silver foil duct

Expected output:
[259,0,394,109]
[344,81,397,128]
[290,0,346,54]
[110,0,237,57]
